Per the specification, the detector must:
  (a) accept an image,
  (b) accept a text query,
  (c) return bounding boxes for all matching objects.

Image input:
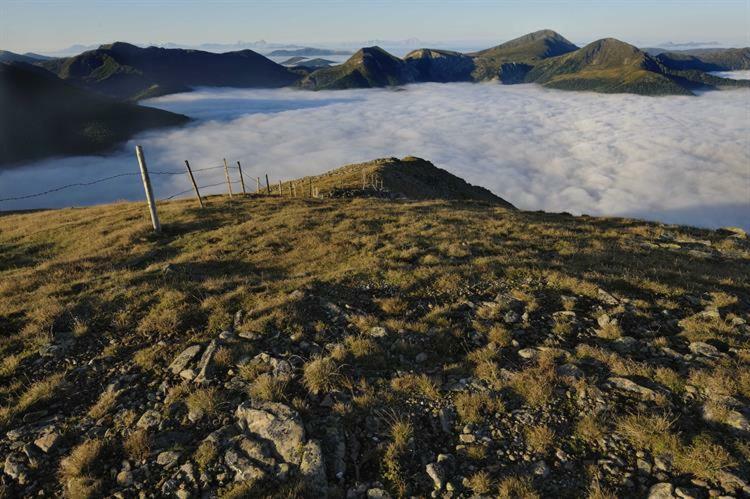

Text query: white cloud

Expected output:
[1,83,748,230]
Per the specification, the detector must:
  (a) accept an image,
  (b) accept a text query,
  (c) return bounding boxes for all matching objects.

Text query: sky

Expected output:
[1,0,749,54]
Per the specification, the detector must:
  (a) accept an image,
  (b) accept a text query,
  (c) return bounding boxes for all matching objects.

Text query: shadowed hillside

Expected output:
[0,62,188,166]
[0,159,748,498]
[42,42,301,100]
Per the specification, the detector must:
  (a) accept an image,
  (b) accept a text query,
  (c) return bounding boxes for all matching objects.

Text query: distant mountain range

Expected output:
[40,42,300,100]
[3,30,749,165]
[0,62,187,166]
[299,31,750,94]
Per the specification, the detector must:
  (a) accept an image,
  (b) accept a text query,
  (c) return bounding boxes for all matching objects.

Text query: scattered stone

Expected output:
[157,450,181,469]
[300,440,327,497]
[648,482,676,499]
[235,401,306,465]
[194,339,219,384]
[689,342,720,358]
[169,345,202,375]
[4,452,28,484]
[608,377,657,400]
[136,409,161,430]
[518,348,538,360]
[369,326,387,338]
[34,430,61,453]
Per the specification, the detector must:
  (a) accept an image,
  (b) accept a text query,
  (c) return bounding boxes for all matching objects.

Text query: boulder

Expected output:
[235,401,306,465]
[300,440,327,497]
[608,377,657,400]
[169,345,202,375]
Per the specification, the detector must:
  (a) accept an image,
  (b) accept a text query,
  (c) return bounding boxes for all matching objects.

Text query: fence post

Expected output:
[135,145,161,233]
[237,161,247,195]
[184,160,204,208]
[265,174,271,194]
[362,171,366,190]
[293,182,297,197]
[309,178,313,197]
[256,177,261,193]
[223,159,234,198]
[278,180,282,196]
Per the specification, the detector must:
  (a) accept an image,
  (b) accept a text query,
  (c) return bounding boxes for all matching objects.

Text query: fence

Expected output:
[0,145,386,234]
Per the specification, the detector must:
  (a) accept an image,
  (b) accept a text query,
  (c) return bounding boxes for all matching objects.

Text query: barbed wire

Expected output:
[161,181,242,201]
[0,164,240,203]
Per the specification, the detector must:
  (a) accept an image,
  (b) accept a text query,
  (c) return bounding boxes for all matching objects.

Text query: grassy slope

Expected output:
[300,47,418,90]
[1,172,748,496]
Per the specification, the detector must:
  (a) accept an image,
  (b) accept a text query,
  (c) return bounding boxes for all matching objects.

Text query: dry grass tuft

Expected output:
[467,470,494,494]
[248,374,288,402]
[526,424,555,455]
[302,356,340,395]
[124,430,151,461]
[497,475,540,499]
[87,389,120,420]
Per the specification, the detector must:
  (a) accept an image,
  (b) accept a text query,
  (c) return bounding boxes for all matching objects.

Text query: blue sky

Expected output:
[1,0,748,53]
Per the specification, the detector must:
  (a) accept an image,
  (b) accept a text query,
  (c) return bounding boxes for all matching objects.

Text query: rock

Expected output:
[252,353,293,379]
[439,408,455,434]
[224,447,268,483]
[674,487,701,499]
[612,336,639,353]
[416,352,428,363]
[648,482,676,499]
[4,452,28,484]
[300,440,327,497]
[557,363,584,379]
[426,462,445,490]
[504,310,520,324]
[157,450,181,469]
[136,409,161,430]
[34,430,61,453]
[369,327,387,338]
[459,434,475,443]
[235,401,306,465]
[116,470,134,486]
[608,377,657,400]
[532,460,550,477]
[367,489,392,499]
[194,339,218,384]
[169,345,202,375]
[517,348,538,360]
[597,314,612,328]
[689,342,720,358]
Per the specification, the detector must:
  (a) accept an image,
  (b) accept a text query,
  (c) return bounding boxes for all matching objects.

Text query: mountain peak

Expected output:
[98,41,142,54]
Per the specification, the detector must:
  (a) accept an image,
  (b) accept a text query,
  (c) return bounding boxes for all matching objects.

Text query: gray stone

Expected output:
[367,489,392,499]
[517,348,538,360]
[169,345,202,375]
[235,401,306,465]
[194,340,218,384]
[426,462,445,490]
[157,450,181,469]
[369,326,387,338]
[416,352,428,363]
[689,342,720,358]
[4,452,27,484]
[116,470,134,486]
[608,377,657,400]
[300,440,327,497]
[612,336,639,353]
[136,409,161,430]
[648,483,676,499]
[224,447,268,482]
[34,430,61,453]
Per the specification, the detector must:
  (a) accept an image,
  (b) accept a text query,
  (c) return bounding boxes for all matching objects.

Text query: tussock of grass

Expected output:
[497,475,539,499]
[248,374,288,402]
[186,387,220,419]
[124,430,151,461]
[87,389,120,420]
[302,356,340,395]
[526,424,555,455]
[0,373,63,426]
[60,438,105,480]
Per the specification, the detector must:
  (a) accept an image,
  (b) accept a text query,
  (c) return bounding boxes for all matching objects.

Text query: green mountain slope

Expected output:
[656,47,750,71]
[0,50,51,64]
[404,49,476,82]
[526,38,716,95]
[41,42,300,101]
[470,29,579,81]
[300,46,418,89]
[0,62,188,166]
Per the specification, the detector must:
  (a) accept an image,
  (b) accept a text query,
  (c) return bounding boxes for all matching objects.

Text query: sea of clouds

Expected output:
[1,82,748,230]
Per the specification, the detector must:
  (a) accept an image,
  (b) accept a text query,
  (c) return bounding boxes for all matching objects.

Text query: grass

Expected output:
[0,175,748,496]
[59,438,105,496]
[302,356,340,395]
[526,424,555,455]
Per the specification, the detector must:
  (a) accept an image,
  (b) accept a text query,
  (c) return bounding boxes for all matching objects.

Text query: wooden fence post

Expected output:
[278,180,282,196]
[256,177,261,193]
[223,158,233,198]
[265,174,271,194]
[184,160,204,208]
[237,161,246,195]
[362,171,366,190]
[309,178,313,197]
[135,145,161,233]
[292,182,296,197]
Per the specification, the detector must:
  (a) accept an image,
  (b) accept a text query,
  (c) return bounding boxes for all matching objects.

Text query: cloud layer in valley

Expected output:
[1,83,748,230]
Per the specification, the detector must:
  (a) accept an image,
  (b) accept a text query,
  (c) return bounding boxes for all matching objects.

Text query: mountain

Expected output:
[300,156,514,206]
[300,46,418,90]
[656,47,750,71]
[523,38,746,95]
[470,29,579,81]
[0,50,52,64]
[404,49,476,82]
[281,56,308,65]
[0,62,188,166]
[268,47,352,57]
[41,42,301,101]
[290,58,335,69]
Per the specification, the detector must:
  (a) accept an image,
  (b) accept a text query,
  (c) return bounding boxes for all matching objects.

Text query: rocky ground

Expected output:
[0,161,748,498]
